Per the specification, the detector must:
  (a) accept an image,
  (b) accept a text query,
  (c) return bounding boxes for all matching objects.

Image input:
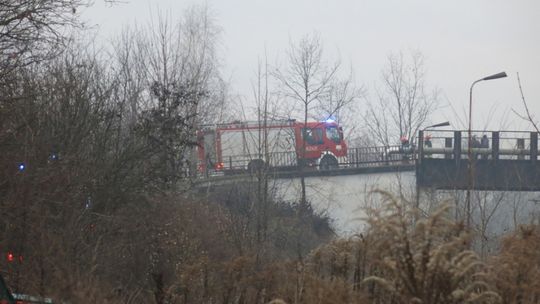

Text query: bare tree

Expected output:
[474,191,505,258]
[364,51,439,146]
[273,33,360,205]
[109,5,227,184]
[0,0,81,69]
[316,72,364,139]
[513,72,539,133]
[0,0,123,84]
[252,55,272,249]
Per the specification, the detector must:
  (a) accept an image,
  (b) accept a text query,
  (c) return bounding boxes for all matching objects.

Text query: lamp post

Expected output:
[466,71,507,228]
[425,121,451,130]
[421,121,451,153]
[416,121,451,208]
[420,121,451,156]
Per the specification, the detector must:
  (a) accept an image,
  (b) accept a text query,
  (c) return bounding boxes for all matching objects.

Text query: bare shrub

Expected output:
[363,191,501,303]
[489,225,540,303]
[0,0,86,81]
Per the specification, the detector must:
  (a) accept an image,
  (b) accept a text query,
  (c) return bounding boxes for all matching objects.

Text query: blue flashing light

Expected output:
[50,153,58,160]
[324,116,336,124]
[18,162,26,172]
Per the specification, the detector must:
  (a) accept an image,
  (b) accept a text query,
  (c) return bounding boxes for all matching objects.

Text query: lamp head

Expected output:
[425,121,451,130]
[431,121,450,128]
[482,72,507,81]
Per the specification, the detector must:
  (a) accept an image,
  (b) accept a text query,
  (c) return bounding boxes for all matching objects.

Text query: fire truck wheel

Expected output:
[319,155,338,171]
[248,159,266,173]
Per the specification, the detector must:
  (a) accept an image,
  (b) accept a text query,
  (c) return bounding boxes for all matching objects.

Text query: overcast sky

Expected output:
[82,0,540,131]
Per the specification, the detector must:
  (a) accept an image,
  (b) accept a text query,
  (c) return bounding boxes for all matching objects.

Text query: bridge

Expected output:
[195,130,540,193]
[196,144,416,181]
[416,130,540,191]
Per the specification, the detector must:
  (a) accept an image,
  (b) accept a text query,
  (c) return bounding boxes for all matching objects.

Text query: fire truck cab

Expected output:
[197,119,347,174]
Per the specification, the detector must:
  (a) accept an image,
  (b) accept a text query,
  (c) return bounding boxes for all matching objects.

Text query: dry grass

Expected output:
[361,191,501,303]
[489,225,540,303]
[280,191,504,304]
[5,183,539,304]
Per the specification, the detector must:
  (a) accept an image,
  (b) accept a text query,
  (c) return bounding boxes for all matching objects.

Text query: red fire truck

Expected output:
[197,119,348,174]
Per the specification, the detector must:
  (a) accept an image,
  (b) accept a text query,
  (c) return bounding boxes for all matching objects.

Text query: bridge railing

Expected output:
[347,145,415,167]
[418,130,539,161]
[195,144,417,177]
[208,151,298,172]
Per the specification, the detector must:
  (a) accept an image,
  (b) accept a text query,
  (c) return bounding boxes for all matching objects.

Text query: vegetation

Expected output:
[363,51,439,146]
[1,2,539,303]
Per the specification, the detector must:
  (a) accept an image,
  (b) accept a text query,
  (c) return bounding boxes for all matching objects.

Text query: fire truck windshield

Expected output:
[326,126,341,144]
[302,128,323,145]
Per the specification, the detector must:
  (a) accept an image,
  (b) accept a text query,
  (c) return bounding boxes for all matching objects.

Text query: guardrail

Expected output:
[416,130,540,191]
[196,144,417,177]
[347,145,416,167]
[417,130,539,161]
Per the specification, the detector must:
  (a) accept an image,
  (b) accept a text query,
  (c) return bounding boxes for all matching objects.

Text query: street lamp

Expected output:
[416,121,451,208]
[421,121,451,150]
[425,121,451,130]
[468,72,507,153]
[420,121,451,150]
[466,71,507,228]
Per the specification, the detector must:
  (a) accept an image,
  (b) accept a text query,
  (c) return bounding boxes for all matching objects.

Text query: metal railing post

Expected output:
[418,130,424,162]
[356,148,359,168]
[492,132,499,160]
[517,138,525,160]
[531,132,538,163]
[454,131,461,162]
[445,138,453,159]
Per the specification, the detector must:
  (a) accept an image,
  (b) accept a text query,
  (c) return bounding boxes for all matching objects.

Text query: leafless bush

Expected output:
[0,0,91,84]
[489,225,540,303]
[363,191,500,303]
